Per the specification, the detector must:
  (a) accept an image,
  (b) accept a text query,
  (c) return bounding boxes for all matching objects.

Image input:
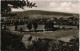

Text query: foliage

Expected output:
[1,29,79,51]
[1,0,37,14]
[1,30,26,50]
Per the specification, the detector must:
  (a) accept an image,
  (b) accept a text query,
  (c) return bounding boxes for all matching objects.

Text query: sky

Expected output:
[12,0,80,14]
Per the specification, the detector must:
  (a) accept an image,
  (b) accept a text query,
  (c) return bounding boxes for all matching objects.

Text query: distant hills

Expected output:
[2,10,79,18]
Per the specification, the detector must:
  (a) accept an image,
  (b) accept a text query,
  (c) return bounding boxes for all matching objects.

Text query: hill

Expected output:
[2,10,79,18]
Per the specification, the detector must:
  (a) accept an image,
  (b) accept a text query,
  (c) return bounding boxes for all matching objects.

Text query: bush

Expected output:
[1,30,26,50]
[1,30,79,51]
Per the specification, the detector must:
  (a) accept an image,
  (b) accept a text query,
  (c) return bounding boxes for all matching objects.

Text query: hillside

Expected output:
[2,10,79,18]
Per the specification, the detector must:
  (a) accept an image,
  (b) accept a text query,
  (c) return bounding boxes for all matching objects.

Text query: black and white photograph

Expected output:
[1,0,79,51]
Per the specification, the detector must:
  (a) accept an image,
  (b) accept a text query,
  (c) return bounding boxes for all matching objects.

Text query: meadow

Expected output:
[6,24,79,42]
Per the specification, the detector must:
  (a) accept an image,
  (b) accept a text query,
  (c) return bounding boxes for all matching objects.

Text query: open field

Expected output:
[7,24,79,42]
[22,29,78,42]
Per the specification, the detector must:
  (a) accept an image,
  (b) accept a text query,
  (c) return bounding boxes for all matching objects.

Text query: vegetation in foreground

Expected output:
[1,29,79,51]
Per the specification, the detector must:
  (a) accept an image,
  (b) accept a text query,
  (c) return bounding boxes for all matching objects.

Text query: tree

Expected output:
[33,21,38,32]
[27,21,32,31]
[1,0,37,14]
[14,21,18,31]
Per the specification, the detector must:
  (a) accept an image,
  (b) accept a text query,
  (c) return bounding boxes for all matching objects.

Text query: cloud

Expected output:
[61,2,72,7]
[48,1,79,13]
[58,2,72,11]
[12,8,24,12]
[29,0,79,1]
[12,1,79,13]
[50,2,57,7]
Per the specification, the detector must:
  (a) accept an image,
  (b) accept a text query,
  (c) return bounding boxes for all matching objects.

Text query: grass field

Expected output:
[7,24,79,42]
